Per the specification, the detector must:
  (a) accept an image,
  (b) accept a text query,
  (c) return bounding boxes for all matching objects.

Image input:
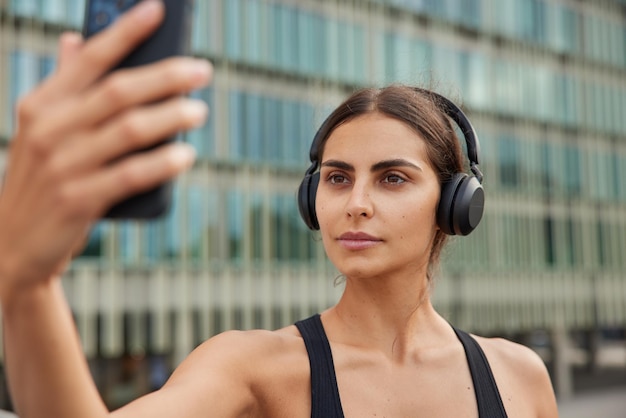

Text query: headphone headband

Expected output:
[308,88,481,171]
[419,89,481,167]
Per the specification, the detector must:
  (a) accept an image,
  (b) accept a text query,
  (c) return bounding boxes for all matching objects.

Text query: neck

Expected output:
[325,272,451,362]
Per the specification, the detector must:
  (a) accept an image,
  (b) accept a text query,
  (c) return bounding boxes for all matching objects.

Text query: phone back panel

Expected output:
[83,0,195,219]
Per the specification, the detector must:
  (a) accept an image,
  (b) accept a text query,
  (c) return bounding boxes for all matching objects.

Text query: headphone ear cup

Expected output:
[452,176,484,236]
[437,174,484,236]
[437,174,465,235]
[298,172,320,230]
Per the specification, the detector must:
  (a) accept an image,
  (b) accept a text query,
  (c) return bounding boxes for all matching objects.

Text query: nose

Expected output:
[345,181,373,220]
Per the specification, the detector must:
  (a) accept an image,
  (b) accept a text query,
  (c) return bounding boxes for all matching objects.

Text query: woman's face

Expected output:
[316,112,441,282]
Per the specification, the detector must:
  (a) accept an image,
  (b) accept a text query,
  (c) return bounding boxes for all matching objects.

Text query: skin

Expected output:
[0,1,558,417]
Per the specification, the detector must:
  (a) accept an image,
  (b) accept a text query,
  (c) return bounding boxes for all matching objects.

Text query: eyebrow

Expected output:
[320,159,423,172]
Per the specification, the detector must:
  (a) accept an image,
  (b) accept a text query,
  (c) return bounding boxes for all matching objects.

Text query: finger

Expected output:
[56,32,84,71]
[55,97,208,174]
[51,0,165,96]
[10,32,84,130]
[23,57,211,149]
[73,57,212,129]
[72,143,196,215]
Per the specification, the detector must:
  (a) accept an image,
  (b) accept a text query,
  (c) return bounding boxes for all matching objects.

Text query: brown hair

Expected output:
[314,85,465,280]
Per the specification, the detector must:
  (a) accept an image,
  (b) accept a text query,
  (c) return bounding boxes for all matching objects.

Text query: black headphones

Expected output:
[297,88,484,236]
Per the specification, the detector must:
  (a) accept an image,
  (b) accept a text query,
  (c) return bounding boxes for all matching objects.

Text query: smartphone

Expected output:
[83,0,195,219]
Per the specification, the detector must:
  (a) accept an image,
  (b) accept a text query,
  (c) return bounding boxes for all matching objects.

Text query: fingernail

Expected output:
[172,144,197,166]
[184,101,209,124]
[190,59,212,77]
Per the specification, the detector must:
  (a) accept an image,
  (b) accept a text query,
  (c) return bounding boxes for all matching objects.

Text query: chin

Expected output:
[335,262,387,281]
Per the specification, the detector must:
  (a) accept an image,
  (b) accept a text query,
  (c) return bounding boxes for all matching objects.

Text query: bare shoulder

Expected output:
[112,327,309,417]
[178,325,306,379]
[473,335,547,381]
[473,335,559,418]
[159,326,309,416]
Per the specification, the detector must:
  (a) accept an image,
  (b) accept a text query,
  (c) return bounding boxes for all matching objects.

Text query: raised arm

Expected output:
[0,1,211,416]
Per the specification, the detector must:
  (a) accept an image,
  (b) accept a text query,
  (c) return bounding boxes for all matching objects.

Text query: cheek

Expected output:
[315,188,337,226]
[396,197,439,236]
[315,198,326,225]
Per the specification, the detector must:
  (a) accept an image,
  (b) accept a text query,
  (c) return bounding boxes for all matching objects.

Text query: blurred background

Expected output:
[1,0,625,413]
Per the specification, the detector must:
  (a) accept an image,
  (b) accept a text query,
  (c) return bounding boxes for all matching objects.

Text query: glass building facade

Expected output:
[1,0,626,403]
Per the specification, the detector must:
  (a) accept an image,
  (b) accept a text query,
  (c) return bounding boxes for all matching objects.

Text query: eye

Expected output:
[382,173,406,185]
[328,173,350,185]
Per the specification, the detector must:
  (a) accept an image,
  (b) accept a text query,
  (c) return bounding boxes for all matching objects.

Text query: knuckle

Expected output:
[101,74,129,104]
[118,114,146,145]
[117,163,144,191]
[53,184,89,219]
[42,156,66,183]
[82,47,110,71]
[21,129,53,159]
[15,94,40,123]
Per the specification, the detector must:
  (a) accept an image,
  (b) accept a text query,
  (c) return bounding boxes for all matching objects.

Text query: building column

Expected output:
[552,322,574,399]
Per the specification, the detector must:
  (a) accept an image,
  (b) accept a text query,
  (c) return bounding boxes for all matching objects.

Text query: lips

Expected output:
[337,232,382,250]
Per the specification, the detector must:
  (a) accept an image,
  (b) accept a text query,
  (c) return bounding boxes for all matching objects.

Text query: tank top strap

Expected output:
[295,314,345,418]
[452,327,509,418]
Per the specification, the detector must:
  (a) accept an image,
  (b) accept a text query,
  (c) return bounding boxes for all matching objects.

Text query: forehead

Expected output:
[322,113,429,163]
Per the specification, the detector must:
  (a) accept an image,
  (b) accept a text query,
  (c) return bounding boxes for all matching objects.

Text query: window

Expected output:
[244,93,263,162]
[588,149,612,201]
[465,52,488,109]
[281,100,299,164]
[540,142,553,196]
[271,194,289,261]
[66,0,86,28]
[185,186,216,262]
[297,11,315,76]
[263,97,281,164]
[79,223,108,258]
[596,220,607,267]
[554,74,577,126]
[493,59,517,115]
[185,87,215,159]
[41,0,66,23]
[297,103,315,165]
[275,5,298,72]
[498,135,520,189]
[9,51,41,133]
[9,0,38,16]
[224,0,243,60]
[543,216,556,266]
[250,193,264,261]
[244,0,262,65]
[228,191,244,261]
[353,24,367,84]
[228,91,244,160]
[455,0,482,29]
[192,0,210,53]
[322,18,339,80]
[563,145,582,197]
[433,47,462,93]
[618,155,626,202]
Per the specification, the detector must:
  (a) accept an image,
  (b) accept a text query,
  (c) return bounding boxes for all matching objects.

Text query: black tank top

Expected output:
[295,314,508,418]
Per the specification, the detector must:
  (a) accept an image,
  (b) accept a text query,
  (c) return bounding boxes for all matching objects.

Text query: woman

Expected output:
[0,1,558,417]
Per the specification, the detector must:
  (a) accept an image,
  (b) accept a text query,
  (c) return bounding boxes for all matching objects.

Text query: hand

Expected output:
[0,0,212,299]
